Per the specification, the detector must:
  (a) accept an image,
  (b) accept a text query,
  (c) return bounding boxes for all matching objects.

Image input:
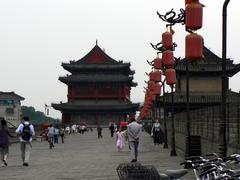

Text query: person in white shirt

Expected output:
[16,116,35,166]
[47,124,55,149]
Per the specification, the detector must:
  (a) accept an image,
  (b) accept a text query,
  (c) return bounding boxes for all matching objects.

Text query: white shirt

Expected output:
[16,121,35,142]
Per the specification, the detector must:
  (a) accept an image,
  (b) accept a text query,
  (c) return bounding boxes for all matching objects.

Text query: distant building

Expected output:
[52,44,139,126]
[0,91,25,127]
[156,46,240,115]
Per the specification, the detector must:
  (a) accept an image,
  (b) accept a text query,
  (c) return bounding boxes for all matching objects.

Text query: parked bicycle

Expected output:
[181,153,240,180]
[116,162,188,180]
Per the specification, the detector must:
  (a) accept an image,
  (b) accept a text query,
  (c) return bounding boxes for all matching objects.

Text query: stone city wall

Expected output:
[166,103,240,156]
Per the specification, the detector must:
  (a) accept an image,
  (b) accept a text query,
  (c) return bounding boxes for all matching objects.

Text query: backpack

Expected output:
[21,123,31,141]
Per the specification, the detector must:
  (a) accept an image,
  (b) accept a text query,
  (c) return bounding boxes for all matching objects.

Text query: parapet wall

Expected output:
[166,103,240,156]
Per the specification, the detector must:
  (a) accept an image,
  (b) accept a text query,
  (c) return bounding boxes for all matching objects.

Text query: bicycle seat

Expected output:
[165,169,188,179]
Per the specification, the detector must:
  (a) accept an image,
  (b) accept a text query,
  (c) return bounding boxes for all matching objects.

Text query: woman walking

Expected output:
[0,118,14,167]
[151,120,163,145]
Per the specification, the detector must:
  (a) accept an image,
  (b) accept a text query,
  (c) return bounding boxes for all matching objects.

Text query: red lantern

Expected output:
[153,57,162,69]
[148,81,155,91]
[154,83,161,96]
[185,0,199,5]
[162,31,173,50]
[149,72,155,81]
[166,69,176,85]
[185,33,203,60]
[149,71,162,82]
[162,50,175,68]
[186,1,203,30]
[149,94,156,101]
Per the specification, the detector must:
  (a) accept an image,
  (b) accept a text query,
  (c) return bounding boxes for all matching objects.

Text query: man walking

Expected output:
[127,117,142,162]
[16,116,35,166]
[97,125,103,139]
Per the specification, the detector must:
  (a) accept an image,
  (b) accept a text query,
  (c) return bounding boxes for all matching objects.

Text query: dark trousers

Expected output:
[98,132,102,139]
[129,140,139,160]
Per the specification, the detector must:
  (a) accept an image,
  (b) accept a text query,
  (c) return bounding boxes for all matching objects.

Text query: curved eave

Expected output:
[62,62,131,71]
[52,103,139,111]
[59,75,134,84]
[227,63,240,77]
[131,82,138,87]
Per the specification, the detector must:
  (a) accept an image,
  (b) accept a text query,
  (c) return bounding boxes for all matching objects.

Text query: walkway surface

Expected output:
[1,129,195,180]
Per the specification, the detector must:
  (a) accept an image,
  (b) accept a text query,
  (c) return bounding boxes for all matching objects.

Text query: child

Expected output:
[116,127,125,151]
[0,118,14,167]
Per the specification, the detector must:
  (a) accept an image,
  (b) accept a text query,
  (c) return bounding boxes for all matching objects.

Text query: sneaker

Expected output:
[131,159,137,163]
[1,163,5,167]
[23,163,29,166]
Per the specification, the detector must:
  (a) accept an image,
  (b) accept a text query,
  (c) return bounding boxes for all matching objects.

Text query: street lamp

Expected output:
[220,0,231,158]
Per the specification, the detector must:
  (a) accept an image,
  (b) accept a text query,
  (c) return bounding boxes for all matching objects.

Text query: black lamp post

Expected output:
[220,0,231,158]
[170,85,177,156]
[151,9,185,156]
[162,81,169,148]
[186,60,191,157]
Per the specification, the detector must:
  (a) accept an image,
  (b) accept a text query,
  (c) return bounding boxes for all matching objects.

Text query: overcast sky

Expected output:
[0,0,239,118]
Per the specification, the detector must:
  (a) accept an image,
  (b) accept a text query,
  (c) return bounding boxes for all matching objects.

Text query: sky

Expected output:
[0,0,239,119]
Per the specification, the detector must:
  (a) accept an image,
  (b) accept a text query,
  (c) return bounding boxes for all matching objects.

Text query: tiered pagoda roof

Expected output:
[60,44,137,86]
[176,46,240,76]
[52,44,139,114]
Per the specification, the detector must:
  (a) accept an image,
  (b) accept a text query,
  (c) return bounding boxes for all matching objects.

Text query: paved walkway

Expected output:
[1,129,195,180]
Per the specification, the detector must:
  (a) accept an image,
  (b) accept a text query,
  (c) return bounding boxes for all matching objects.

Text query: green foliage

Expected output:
[21,106,60,125]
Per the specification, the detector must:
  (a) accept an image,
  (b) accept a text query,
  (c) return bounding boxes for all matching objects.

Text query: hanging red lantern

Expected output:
[153,57,162,70]
[150,70,162,82]
[147,81,155,91]
[162,31,173,50]
[149,72,155,81]
[162,50,175,68]
[186,1,203,30]
[185,0,192,4]
[165,69,176,85]
[185,0,199,5]
[185,33,203,60]
[154,83,161,96]
[154,70,162,82]
[149,94,156,101]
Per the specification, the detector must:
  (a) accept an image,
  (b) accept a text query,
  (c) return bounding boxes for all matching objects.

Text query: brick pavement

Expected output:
[0,129,195,180]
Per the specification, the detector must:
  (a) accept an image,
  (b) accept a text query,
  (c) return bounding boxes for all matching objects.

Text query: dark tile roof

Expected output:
[175,47,239,76]
[52,100,139,111]
[59,74,135,83]
[62,62,131,69]
[0,91,25,100]
[75,45,118,64]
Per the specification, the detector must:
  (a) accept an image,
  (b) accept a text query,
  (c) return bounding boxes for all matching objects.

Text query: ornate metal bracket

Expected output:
[157,8,185,26]
[150,42,177,53]
[147,60,154,66]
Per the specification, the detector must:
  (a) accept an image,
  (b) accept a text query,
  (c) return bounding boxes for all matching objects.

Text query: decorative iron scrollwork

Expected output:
[150,42,177,53]
[157,8,185,26]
